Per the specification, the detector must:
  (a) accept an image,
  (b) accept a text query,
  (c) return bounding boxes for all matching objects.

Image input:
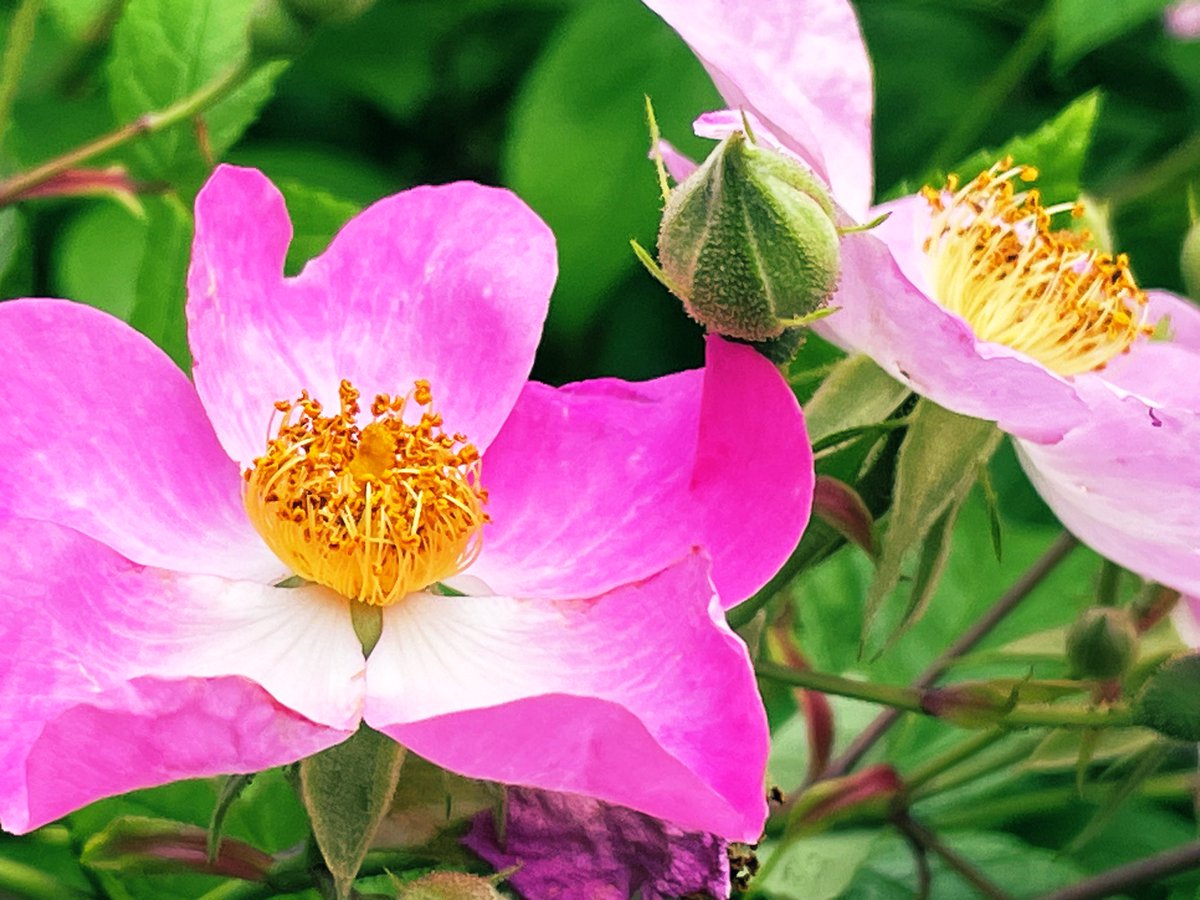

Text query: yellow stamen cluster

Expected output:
[244,379,487,607]
[921,158,1150,375]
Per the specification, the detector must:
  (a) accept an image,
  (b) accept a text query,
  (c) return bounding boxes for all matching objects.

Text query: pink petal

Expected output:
[470,336,812,607]
[364,554,769,841]
[642,0,874,218]
[0,517,364,834]
[655,138,699,183]
[0,298,282,582]
[815,220,1088,443]
[1016,396,1200,597]
[1094,292,1200,405]
[187,165,556,469]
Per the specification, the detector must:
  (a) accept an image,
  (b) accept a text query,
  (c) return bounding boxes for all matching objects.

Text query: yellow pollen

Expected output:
[244,379,488,607]
[920,157,1151,375]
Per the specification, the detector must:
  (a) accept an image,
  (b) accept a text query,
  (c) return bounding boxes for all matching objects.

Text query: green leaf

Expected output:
[864,399,1002,656]
[130,195,193,368]
[1054,0,1172,69]
[299,726,406,900]
[1022,727,1160,773]
[52,202,147,321]
[503,0,719,340]
[757,830,883,900]
[1133,652,1200,741]
[950,92,1102,205]
[106,0,286,183]
[0,206,31,295]
[274,179,360,276]
[802,353,911,445]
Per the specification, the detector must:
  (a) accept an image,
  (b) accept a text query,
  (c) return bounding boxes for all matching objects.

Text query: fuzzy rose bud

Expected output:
[1065,607,1138,680]
[1133,652,1200,741]
[654,131,840,341]
[920,682,1016,727]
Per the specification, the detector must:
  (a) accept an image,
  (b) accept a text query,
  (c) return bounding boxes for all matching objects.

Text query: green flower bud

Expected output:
[398,872,504,899]
[1133,652,1200,742]
[650,131,841,342]
[1182,217,1200,300]
[1065,606,1138,680]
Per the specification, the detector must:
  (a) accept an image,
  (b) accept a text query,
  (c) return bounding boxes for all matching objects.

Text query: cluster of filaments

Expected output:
[244,379,487,607]
[921,158,1151,375]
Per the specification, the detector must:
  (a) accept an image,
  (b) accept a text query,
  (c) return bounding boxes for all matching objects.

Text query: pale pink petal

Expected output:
[0,298,282,582]
[1016,398,1200,598]
[814,226,1088,442]
[364,554,769,841]
[0,517,364,834]
[655,138,698,183]
[470,337,812,607]
[1170,595,1200,647]
[1094,293,1200,406]
[642,0,874,217]
[188,165,556,468]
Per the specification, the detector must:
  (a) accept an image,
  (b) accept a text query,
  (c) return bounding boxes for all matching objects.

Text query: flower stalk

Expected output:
[0,58,255,207]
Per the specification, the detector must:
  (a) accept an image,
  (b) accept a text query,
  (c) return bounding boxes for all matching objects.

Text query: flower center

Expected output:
[244,379,488,607]
[921,159,1151,375]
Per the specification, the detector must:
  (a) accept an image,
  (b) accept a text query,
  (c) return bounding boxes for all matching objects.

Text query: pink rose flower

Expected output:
[642,0,1200,606]
[0,165,815,839]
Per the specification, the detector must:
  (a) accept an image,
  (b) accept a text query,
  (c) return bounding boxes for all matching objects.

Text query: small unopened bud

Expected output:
[1066,607,1138,680]
[1133,652,1200,741]
[920,682,1016,727]
[398,871,505,899]
[647,131,840,342]
[1182,217,1200,299]
[787,764,903,834]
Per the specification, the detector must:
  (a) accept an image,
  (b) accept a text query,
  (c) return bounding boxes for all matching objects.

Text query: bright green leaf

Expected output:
[1054,0,1172,69]
[274,179,360,275]
[107,0,286,183]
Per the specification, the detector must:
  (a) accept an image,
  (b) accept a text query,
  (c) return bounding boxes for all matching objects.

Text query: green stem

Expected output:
[1095,560,1122,606]
[909,733,1043,802]
[756,661,923,711]
[1101,133,1200,209]
[931,3,1054,169]
[903,728,1007,793]
[0,0,43,149]
[930,771,1195,831]
[756,661,1134,730]
[822,532,1079,777]
[0,58,254,206]
[0,857,92,899]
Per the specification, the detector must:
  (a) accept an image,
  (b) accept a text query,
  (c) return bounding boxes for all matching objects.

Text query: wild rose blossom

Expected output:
[0,165,815,838]
[642,0,1200,604]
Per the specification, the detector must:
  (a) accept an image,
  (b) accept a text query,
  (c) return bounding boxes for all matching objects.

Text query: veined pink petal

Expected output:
[0,517,363,834]
[1017,398,1200,598]
[642,0,874,218]
[470,337,812,607]
[364,554,769,841]
[0,298,283,583]
[188,165,556,469]
[814,227,1088,442]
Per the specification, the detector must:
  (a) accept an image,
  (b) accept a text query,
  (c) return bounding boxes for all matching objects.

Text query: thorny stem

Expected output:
[0,59,254,207]
[0,0,43,149]
[931,3,1054,169]
[823,532,1080,777]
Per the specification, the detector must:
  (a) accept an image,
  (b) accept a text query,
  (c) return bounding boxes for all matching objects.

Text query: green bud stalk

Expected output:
[641,131,841,342]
